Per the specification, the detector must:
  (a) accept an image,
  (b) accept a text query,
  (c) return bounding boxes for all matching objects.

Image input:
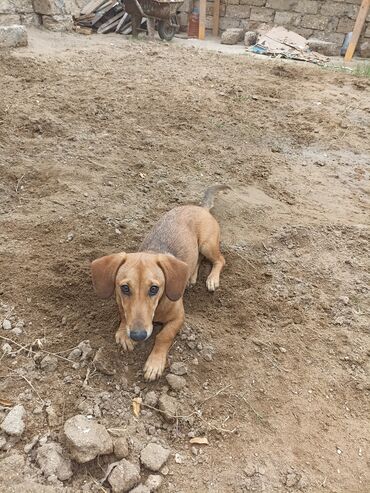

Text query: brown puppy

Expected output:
[91,185,229,380]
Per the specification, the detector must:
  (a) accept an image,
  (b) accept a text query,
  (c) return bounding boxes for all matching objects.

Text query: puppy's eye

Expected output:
[149,285,159,296]
[121,284,130,295]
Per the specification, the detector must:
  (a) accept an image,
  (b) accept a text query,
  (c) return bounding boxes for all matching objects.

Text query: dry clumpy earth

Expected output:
[0,29,369,493]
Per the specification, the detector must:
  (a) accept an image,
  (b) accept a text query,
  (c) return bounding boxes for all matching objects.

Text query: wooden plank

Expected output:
[90,2,116,26]
[344,0,370,62]
[116,12,129,32]
[97,10,124,33]
[199,0,206,40]
[81,0,108,16]
[212,0,220,37]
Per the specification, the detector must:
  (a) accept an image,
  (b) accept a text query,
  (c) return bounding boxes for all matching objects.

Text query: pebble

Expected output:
[108,459,140,493]
[2,343,12,354]
[170,362,188,376]
[140,443,170,472]
[2,319,12,330]
[285,472,299,487]
[40,355,58,372]
[158,394,177,423]
[0,436,7,450]
[0,404,26,436]
[144,391,158,408]
[36,441,73,481]
[78,340,93,360]
[145,474,163,491]
[130,485,150,493]
[93,347,116,375]
[46,406,59,427]
[66,232,74,242]
[166,374,186,391]
[64,414,113,463]
[10,327,22,336]
[114,436,129,459]
[24,435,39,454]
[161,465,169,476]
[68,348,82,361]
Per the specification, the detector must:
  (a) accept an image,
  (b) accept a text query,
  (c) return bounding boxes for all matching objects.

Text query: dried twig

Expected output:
[15,174,25,193]
[99,461,121,484]
[5,367,44,405]
[0,335,75,364]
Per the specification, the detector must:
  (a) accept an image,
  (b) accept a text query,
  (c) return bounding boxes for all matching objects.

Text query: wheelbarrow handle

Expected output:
[132,0,145,17]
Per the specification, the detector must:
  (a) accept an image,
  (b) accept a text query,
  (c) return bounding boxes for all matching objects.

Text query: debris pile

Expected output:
[74,0,146,35]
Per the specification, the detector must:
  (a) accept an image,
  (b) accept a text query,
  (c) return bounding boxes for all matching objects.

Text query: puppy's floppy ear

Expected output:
[157,255,188,302]
[91,253,127,299]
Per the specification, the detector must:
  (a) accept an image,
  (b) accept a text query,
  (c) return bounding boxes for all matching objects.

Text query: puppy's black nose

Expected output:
[129,330,147,341]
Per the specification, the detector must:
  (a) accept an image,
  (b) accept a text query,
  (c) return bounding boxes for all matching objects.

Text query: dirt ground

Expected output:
[0,28,369,493]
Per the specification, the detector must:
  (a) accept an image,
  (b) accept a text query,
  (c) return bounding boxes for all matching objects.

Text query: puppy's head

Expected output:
[91,252,188,341]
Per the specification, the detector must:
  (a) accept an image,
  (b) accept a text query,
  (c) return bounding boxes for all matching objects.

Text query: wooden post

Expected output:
[212,0,220,37]
[199,0,206,40]
[344,0,370,62]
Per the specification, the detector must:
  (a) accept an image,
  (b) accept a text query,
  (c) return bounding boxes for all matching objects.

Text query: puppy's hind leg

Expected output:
[200,229,225,292]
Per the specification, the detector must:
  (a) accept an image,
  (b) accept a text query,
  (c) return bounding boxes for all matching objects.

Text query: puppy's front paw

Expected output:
[143,352,167,381]
[206,275,219,292]
[115,329,135,352]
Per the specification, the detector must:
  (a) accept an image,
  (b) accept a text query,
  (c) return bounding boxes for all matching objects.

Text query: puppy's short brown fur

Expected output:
[91,185,229,380]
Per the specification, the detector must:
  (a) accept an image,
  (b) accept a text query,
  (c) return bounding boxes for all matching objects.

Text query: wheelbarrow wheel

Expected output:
[158,19,176,41]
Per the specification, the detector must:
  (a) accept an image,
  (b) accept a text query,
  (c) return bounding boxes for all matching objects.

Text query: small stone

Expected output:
[114,436,129,459]
[40,355,58,372]
[191,446,198,455]
[221,28,244,45]
[130,485,150,493]
[10,327,22,336]
[93,347,116,375]
[161,465,169,476]
[24,435,39,454]
[36,442,73,481]
[244,31,257,46]
[2,343,12,354]
[2,319,12,330]
[144,391,158,407]
[279,347,287,353]
[66,232,74,242]
[145,474,163,491]
[1,405,26,436]
[46,406,59,427]
[68,348,82,361]
[140,443,170,472]
[33,405,43,415]
[78,340,93,360]
[158,394,177,423]
[64,414,113,463]
[285,472,299,487]
[108,459,140,493]
[170,362,188,376]
[174,453,183,464]
[166,374,186,391]
[0,436,7,450]
[339,296,349,305]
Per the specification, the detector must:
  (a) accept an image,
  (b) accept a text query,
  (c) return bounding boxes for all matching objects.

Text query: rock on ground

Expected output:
[2,319,12,330]
[244,31,257,46]
[40,355,58,372]
[145,474,163,491]
[1,405,26,436]
[0,25,27,48]
[114,436,129,459]
[130,485,150,493]
[64,414,113,463]
[221,28,244,45]
[36,442,73,481]
[158,394,177,423]
[93,347,116,375]
[140,443,170,472]
[169,362,187,376]
[144,391,158,407]
[166,374,186,391]
[108,459,140,493]
[359,41,370,58]
[307,38,338,56]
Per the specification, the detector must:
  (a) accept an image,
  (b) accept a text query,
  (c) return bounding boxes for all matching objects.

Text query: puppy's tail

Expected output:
[201,185,231,211]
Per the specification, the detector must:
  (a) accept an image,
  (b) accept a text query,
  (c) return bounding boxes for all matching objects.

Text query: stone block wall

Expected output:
[0,0,39,26]
[205,0,370,52]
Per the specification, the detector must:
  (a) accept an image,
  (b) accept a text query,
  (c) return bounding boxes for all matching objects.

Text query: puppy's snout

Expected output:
[129,329,147,341]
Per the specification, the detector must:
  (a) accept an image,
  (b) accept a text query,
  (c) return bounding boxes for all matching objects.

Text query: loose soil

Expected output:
[0,28,369,493]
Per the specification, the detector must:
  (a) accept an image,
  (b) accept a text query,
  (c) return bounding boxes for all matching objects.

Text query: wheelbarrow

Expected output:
[123,0,183,40]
